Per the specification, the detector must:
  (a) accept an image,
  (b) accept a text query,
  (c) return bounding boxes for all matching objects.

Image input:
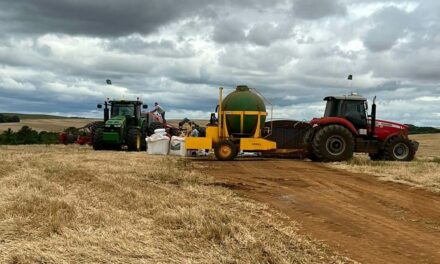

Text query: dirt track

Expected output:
[197,159,440,264]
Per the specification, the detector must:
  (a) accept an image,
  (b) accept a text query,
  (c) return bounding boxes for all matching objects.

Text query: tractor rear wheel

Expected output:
[312,125,354,162]
[383,137,415,161]
[92,128,105,150]
[214,141,237,161]
[127,128,142,151]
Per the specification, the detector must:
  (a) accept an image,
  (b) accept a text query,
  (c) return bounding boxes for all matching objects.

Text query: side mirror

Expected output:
[142,104,148,109]
[97,104,102,109]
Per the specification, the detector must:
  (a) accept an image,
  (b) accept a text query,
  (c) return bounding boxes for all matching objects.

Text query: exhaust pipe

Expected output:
[371,96,376,136]
[104,101,109,122]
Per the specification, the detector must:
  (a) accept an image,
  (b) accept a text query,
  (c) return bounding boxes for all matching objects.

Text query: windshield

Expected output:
[111,104,135,117]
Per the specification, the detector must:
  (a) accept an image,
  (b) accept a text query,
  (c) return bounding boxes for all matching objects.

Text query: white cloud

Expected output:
[0,77,36,91]
[415,96,440,102]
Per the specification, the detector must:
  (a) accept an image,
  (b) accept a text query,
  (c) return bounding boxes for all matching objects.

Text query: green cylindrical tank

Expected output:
[222,85,266,136]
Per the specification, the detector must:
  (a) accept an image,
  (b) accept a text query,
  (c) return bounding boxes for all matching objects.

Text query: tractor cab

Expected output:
[111,102,137,118]
[108,101,144,127]
[323,94,370,132]
[97,100,147,126]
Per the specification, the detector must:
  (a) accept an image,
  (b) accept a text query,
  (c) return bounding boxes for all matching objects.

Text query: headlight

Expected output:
[105,124,121,128]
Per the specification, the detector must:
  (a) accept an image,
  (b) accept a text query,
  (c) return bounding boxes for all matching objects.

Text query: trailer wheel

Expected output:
[215,141,237,161]
[383,137,415,161]
[312,125,354,162]
[92,128,105,150]
[127,128,142,151]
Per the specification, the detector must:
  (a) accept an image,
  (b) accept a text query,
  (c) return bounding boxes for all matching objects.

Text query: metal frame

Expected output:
[185,87,277,157]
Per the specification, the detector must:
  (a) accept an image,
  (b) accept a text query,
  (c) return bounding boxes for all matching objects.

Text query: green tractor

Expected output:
[93,99,164,151]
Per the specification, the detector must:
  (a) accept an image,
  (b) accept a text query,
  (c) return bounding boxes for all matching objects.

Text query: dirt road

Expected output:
[197,159,440,264]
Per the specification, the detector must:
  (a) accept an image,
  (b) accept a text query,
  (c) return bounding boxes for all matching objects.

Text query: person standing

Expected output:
[150,102,166,123]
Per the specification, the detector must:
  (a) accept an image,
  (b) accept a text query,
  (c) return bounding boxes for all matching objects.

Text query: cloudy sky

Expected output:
[0,0,439,125]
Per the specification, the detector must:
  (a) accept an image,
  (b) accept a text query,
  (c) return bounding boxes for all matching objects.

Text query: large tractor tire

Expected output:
[127,128,142,151]
[90,121,104,138]
[214,141,237,161]
[383,137,415,161]
[92,128,105,150]
[312,125,354,162]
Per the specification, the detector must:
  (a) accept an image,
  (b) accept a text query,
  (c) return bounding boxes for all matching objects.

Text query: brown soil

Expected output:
[196,158,440,264]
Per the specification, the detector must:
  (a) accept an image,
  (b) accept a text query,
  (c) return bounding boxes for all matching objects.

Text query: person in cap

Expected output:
[150,102,166,123]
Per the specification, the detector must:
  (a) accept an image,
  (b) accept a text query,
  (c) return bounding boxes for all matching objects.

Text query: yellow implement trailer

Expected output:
[185,87,276,160]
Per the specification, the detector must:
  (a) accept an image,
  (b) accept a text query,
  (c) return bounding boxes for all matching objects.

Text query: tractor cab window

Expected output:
[343,100,367,129]
[111,104,135,117]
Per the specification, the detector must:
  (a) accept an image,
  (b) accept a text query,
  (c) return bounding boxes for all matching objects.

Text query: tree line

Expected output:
[0,126,59,145]
[407,124,440,134]
[0,114,20,123]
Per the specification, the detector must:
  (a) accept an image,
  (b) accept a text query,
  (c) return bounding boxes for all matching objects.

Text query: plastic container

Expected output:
[146,135,170,155]
[222,85,266,136]
[169,136,186,156]
[154,128,167,136]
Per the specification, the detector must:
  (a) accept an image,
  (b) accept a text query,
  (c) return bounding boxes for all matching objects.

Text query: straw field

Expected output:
[0,145,351,263]
[328,134,440,192]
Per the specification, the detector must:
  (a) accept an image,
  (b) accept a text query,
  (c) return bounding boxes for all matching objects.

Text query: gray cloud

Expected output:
[212,18,247,44]
[292,0,346,20]
[0,0,209,37]
[247,23,293,46]
[0,0,439,126]
[363,7,409,52]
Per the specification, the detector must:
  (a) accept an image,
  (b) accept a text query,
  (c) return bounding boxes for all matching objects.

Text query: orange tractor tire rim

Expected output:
[219,145,232,158]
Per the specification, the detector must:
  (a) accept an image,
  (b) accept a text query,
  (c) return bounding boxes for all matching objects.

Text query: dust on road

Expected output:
[196,159,440,264]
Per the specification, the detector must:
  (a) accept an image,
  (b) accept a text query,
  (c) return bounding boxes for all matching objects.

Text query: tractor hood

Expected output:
[373,119,409,135]
[105,116,126,127]
[374,119,408,130]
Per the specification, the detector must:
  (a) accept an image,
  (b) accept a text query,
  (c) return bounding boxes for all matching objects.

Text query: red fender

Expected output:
[310,117,358,135]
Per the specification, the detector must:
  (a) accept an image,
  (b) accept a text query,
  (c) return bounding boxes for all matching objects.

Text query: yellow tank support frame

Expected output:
[185,87,277,160]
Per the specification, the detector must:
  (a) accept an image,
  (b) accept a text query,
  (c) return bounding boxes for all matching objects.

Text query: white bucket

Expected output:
[169,136,186,156]
[154,128,167,136]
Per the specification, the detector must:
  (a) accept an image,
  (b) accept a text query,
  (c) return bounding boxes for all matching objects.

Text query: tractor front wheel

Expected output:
[383,137,415,161]
[312,125,354,162]
[214,141,237,161]
[127,128,142,151]
[92,128,105,150]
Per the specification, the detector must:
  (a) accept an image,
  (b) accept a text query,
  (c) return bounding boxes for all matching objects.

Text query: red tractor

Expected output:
[306,94,419,161]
